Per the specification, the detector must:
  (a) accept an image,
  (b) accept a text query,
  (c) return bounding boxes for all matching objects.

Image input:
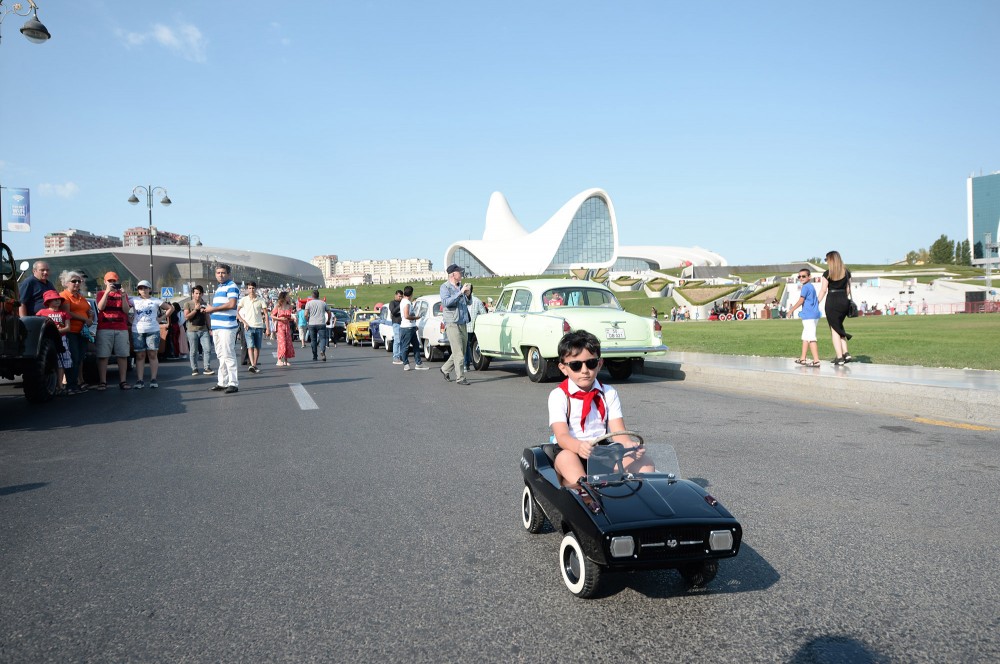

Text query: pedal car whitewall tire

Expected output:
[521,486,545,533]
[559,532,601,598]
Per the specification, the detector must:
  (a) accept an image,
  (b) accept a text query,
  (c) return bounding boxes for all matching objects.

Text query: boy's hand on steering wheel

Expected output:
[578,440,594,459]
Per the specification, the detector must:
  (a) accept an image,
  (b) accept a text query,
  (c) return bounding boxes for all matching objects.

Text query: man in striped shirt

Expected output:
[205,264,240,394]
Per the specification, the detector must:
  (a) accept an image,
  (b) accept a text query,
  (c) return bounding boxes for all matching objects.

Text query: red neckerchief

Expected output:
[559,379,606,432]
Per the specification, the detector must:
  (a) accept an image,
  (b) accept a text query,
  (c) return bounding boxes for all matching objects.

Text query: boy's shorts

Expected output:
[96,329,130,358]
[245,327,264,349]
[800,318,818,342]
[133,331,161,352]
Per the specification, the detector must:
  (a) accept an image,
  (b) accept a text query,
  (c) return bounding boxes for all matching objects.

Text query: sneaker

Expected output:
[203,369,215,375]
[403,365,411,371]
[320,352,326,361]
[414,365,429,370]
[210,385,226,392]
[392,360,404,365]
[833,357,846,366]
[456,377,471,386]
[225,385,239,394]
[134,380,145,390]
[191,370,199,376]
[248,366,260,374]
[440,369,451,382]
[149,379,159,389]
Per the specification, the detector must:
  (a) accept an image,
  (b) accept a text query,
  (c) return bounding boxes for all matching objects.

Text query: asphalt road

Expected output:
[2,343,998,663]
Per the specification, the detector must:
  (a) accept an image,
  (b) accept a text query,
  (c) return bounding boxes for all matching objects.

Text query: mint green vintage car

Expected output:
[471,279,667,382]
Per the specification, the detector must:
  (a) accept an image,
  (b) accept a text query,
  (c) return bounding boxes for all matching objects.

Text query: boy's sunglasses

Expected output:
[564,358,600,371]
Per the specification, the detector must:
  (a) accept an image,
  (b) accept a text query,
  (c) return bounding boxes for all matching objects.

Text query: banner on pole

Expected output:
[7,188,30,232]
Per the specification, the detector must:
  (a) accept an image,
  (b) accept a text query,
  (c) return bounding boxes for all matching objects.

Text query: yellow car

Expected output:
[345,310,377,346]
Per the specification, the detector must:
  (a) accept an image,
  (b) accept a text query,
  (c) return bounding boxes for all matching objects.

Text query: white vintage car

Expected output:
[411,294,451,361]
[471,279,667,382]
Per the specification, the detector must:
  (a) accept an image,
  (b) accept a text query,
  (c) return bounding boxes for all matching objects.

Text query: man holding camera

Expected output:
[95,271,133,390]
[439,264,471,385]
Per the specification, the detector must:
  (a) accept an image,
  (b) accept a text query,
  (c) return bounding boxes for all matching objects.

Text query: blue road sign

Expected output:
[345,288,357,300]
[161,287,174,299]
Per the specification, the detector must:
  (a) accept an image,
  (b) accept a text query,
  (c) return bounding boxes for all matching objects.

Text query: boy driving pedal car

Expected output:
[548,330,653,487]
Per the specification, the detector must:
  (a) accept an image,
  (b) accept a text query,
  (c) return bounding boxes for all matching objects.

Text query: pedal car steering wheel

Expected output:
[587,431,644,475]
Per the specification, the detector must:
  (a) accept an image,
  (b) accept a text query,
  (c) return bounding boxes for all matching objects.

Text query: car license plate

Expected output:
[605,328,626,339]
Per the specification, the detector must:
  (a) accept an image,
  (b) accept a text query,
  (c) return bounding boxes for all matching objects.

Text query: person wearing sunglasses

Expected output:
[787,269,822,367]
[59,270,93,392]
[547,330,652,488]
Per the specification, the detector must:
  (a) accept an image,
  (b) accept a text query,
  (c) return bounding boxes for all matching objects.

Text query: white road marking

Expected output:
[289,383,318,410]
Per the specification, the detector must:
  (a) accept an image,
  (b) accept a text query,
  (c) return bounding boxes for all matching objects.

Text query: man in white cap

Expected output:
[438,264,471,385]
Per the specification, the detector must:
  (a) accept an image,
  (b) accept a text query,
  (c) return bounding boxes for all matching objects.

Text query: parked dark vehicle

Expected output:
[0,243,61,402]
[520,432,742,598]
[327,307,348,343]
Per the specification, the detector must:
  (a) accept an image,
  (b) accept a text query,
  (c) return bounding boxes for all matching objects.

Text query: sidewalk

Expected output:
[643,352,1000,428]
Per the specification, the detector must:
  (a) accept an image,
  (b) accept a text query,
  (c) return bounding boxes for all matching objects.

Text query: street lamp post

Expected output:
[187,234,202,291]
[0,0,51,250]
[128,185,171,288]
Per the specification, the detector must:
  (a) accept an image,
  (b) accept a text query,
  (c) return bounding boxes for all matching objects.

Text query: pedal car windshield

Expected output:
[584,433,680,481]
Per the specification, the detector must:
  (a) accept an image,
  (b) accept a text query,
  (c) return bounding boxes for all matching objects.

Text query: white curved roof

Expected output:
[444,189,726,276]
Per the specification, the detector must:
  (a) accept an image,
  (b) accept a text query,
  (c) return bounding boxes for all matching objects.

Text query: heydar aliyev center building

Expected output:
[443,188,726,277]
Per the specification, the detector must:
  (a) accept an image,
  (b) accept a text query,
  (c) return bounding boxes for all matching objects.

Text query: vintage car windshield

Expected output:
[354,312,375,321]
[542,287,622,311]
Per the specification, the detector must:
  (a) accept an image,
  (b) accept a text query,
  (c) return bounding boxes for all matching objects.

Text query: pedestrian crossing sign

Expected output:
[345,288,357,300]
[161,287,174,298]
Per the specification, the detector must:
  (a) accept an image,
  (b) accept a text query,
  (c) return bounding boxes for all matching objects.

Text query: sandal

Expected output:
[794,359,808,365]
[807,360,821,367]
[843,354,854,363]
[96,383,107,391]
[119,381,132,390]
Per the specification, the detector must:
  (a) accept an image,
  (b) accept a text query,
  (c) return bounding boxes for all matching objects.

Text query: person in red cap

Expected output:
[95,271,133,390]
[36,290,75,395]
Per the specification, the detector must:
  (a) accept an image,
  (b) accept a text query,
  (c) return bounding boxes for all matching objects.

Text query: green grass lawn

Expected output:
[299,276,997,371]
[661,314,999,371]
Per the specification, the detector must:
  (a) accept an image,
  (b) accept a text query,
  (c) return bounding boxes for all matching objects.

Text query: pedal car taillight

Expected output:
[562,319,571,333]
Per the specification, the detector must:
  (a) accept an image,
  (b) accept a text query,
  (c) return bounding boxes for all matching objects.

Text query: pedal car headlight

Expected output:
[708,530,734,551]
[609,536,635,558]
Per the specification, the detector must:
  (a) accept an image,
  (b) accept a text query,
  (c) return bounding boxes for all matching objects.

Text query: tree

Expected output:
[957,240,972,266]
[918,248,930,264]
[905,250,919,265]
[928,234,954,264]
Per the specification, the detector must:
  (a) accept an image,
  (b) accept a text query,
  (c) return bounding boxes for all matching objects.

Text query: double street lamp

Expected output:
[128,185,171,288]
[0,0,51,250]
[0,0,51,44]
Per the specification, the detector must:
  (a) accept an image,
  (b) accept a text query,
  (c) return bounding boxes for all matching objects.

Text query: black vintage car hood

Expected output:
[589,477,726,526]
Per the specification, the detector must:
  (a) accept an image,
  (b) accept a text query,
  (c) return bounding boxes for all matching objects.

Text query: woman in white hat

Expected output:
[130,280,173,389]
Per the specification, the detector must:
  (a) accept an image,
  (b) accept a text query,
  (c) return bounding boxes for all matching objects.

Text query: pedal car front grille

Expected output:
[636,527,705,558]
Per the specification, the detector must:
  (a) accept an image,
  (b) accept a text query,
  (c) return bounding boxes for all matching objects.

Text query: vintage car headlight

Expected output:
[609,536,635,558]
[708,530,734,551]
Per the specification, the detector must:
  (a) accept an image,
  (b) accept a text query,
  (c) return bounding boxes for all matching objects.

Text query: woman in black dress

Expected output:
[820,250,853,365]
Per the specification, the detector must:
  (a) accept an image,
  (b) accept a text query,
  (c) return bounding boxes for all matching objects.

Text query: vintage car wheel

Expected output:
[521,486,546,534]
[605,359,633,380]
[559,532,601,598]
[385,339,393,353]
[679,560,718,588]
[471,338,490,371]
[525,347,551,383]
[370,336,378,349]
[23,337,59,404]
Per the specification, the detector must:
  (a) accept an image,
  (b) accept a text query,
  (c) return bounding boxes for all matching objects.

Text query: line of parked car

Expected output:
[342,279,669,383]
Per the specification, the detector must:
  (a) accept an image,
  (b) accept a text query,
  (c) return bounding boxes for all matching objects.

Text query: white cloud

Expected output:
[38,182,80,199]
[116,22,207,63]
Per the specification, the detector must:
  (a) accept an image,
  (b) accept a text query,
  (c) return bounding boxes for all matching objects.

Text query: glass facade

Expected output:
[548,196,614,269]
[969,173,1000,263]
[451,247,495,278]
[613,256,658,271]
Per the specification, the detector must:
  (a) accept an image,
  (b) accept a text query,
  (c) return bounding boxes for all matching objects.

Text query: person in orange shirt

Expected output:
[59,270,93,392]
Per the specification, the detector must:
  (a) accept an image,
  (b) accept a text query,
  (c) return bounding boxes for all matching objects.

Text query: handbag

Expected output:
[847,299,859,318]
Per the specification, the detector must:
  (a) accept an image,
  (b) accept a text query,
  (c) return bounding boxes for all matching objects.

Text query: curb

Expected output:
[641,358,1000,429]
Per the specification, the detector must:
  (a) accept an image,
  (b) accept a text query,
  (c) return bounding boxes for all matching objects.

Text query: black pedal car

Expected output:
[520,432,742,598]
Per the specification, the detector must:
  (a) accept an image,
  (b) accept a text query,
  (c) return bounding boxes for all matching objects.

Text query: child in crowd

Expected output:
[787,269,822,367]
[36,290,74,394]
[548,330,652,487]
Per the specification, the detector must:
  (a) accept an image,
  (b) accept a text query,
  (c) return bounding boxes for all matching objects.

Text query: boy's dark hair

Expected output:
[248,281,257,288]
[403,285,414,297]
[395,289,404,296]
[192,285,203,294]
[558,329,601,361]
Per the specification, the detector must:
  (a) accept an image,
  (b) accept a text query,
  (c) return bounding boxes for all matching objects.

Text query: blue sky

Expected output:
[2,0,998,268]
